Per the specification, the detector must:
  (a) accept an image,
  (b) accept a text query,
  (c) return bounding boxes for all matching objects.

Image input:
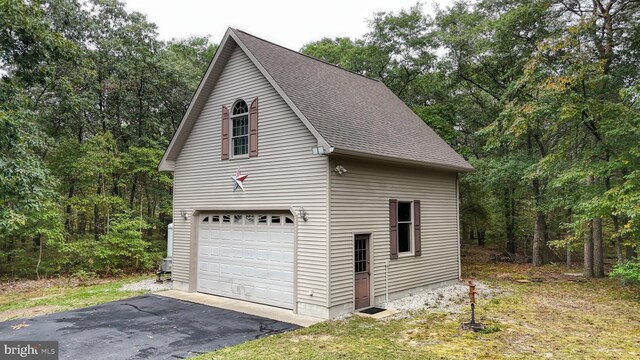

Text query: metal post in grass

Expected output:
[461,280,486,332]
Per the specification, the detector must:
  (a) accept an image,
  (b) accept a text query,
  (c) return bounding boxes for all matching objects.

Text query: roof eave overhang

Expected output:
[158,28,331,172]
[331,148,474,173]
[228,30,330,150]
[159,160,175,172]
[158,29,236,172]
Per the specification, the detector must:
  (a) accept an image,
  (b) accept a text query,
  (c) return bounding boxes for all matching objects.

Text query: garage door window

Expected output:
[205,214,295,226]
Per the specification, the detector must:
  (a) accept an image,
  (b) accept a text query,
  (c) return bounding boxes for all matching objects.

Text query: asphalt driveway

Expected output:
[0,294,300,359]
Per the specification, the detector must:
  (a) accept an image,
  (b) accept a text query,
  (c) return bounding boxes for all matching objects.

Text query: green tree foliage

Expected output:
[610,261,640,285]
[302,4,436,103]
[2,0,638,280]
[302,0,639,271]
[432,0,639,271]
[0,102,64,277]
[0,0,215,278]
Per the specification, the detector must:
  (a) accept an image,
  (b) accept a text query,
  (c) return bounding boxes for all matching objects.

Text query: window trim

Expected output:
[390,198,422,259]
[230,99,249,158]
[397,200,414,256]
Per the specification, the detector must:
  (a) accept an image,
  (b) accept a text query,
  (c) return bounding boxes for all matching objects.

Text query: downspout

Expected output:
[326,155,332,315]
[456,173,462,281]
[385,260,389,304]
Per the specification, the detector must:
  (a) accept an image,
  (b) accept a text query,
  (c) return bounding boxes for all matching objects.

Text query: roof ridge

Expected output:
[231,28,383,84]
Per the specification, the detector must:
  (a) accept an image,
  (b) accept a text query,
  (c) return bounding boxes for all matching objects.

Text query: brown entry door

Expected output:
[354,235,370,310]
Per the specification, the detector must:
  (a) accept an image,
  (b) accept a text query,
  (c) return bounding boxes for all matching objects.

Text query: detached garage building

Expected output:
[159,28,473,319]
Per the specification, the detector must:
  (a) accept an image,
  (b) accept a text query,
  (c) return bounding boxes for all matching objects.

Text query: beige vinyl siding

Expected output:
[329,156,459,307]
[172,43,328,308]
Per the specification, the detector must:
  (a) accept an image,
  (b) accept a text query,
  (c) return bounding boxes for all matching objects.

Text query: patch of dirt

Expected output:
[0,305,64,322]
[460,244,502,262]
[0,277,113,295]
[288,334,335,343]
[119,279,171,292]
[462,244,593,283]
[383,281,504,318]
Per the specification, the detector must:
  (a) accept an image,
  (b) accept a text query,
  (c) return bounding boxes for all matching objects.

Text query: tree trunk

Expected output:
[584,220,594,278]
[504,187,516,254]
[129,175,138,208]
[78,214,86,234]
[94,175,103,242]
[478,228,486,247]
[65,183,75,232]
[532,177,545,266]
[625,246,636,261]
[461,221,468,242]
[615,237,624,264]
[566,243,572,267]
[36,235,43,280]
[593,217,604,277]
[612,215,624,264]
[533,212,545,266]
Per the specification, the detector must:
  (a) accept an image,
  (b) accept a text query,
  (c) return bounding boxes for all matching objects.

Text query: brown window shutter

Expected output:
[414,200,421,257]
[221,105,229,160]
[249,97,258,157]
[389,199,398,260]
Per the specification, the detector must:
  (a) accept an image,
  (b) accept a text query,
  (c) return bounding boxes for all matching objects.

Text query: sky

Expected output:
[122,0,453,51]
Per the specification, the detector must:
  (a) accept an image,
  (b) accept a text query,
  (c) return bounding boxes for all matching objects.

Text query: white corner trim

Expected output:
[159,160,175,172]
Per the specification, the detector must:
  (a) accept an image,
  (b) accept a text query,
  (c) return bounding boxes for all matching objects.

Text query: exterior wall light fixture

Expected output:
[311,145,335,155]
[298,207,308,222]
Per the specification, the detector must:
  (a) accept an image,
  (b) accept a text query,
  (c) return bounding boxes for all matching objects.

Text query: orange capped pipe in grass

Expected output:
[460,280,486,332]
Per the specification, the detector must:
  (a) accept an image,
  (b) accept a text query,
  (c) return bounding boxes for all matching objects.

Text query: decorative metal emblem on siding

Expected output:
[231,167,248,191]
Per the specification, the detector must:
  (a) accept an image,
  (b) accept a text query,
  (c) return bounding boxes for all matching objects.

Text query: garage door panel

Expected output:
[242,248,256,261]
[198,262,208,273]
[268,251,290,263]
[250,266,269,279]
[197,213,294,309]
[254,230,269,241]
[269,269,293,283]
[255,249,269,261]
[200,277,291,299]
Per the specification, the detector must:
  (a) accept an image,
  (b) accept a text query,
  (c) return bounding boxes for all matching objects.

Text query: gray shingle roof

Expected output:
[232,29,473,172]
[159,28,473,172]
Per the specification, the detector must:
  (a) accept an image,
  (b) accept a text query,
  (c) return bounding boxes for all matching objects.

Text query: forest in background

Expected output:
[1,0,639,281]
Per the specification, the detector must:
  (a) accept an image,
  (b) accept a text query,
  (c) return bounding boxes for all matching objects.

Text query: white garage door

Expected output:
[197,213,295,309]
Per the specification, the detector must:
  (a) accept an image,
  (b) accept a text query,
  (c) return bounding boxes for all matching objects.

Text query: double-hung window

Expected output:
[389,199,422,259]
[221,98,258,159]
[397,201,412,253]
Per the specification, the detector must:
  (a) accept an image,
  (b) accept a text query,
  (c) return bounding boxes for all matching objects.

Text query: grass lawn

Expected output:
[0,275,152,322]
[198,246,640,360]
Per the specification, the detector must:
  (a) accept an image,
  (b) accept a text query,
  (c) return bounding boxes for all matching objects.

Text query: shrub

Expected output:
[96,215,157,274]
[609,261,640,285]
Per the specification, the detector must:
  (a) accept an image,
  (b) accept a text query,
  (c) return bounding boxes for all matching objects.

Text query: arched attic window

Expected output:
[231,100,249,157]
[221,98,258,160]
